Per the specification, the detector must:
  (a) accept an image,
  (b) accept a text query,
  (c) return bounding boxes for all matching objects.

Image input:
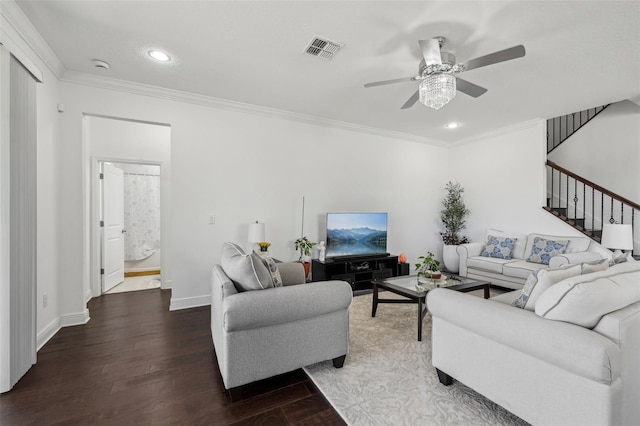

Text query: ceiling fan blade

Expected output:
[462,45,525,72]
[400,90,419,109]
[364,77,415,88]
[456,77,488,98]
[418,38,442,66]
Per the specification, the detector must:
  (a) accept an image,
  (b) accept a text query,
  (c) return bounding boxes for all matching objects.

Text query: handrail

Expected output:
[546,160,640,211]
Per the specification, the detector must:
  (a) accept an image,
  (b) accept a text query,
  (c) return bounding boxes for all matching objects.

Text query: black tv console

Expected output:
[311,254,407,291]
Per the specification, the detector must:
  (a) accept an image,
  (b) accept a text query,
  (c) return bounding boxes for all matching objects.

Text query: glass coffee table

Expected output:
[371,274,490,341]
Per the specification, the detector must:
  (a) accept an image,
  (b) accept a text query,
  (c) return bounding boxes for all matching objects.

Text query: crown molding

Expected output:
[451,118,544,147]
[0,1,65,79]
[61,70,445,147]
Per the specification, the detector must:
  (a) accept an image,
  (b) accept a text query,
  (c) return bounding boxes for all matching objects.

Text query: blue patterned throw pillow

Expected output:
[481,235,518,260]
[526,237,569,265]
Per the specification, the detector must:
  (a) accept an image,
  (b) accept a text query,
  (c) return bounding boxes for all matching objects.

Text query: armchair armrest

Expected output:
[457,243,485,277]
[224,280,352,332]
[549,251,602,269]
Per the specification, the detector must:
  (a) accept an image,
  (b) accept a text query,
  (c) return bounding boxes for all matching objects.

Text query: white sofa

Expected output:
[427,260,640,426]
[458,229,611,289]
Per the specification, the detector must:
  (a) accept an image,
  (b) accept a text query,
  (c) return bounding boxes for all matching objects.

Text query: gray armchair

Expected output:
[211,243,352,401]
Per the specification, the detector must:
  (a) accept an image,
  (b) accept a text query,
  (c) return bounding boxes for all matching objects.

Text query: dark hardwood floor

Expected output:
[0,289,345,425]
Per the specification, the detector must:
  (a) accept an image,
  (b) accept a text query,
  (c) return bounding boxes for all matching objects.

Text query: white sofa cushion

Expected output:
[502,259,550,280]
[536,261,640,328]
[512,264,582,310]
[467,256,516,274]
[486,228,527,259]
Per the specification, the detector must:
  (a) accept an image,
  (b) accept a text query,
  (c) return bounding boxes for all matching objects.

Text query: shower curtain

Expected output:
[123,173,161,261]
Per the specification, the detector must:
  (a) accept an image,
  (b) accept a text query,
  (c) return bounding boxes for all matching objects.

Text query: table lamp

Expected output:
[248,221,265,248]
[601,223,633,252]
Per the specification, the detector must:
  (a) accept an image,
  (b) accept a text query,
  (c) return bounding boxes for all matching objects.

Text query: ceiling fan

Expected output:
[364,37,525,110]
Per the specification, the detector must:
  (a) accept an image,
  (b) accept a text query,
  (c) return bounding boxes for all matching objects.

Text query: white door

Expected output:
[102,163,125,292]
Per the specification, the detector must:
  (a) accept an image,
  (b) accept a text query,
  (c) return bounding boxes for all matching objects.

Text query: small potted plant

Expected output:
[415,252,441,282]
[257,241,271,253]
[294,236,316,278]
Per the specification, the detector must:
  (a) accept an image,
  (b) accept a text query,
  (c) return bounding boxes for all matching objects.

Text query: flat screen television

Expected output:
[326,212,388,259]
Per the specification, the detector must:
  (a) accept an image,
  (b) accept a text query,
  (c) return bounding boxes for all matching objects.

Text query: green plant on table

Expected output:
[415,252,440,278]
[294,236,316,262]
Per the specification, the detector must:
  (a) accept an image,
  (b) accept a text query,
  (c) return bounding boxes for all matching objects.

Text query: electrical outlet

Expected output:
[208,215,215,224]
[43,293,48,308]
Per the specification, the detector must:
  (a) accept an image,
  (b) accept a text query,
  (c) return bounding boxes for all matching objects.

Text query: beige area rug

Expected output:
[304,291,529,426]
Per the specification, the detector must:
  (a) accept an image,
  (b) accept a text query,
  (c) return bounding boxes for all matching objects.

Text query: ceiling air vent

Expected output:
[304,36,344,60]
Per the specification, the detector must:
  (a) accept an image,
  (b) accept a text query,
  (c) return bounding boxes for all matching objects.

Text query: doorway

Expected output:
[100,161,162,295]
[86,114,171,301]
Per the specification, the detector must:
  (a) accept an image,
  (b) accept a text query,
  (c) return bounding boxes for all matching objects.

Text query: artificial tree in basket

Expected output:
[440,181,470,273]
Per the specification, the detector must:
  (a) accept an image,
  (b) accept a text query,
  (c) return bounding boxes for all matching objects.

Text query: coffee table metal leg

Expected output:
[417,297,423,341]
[372,283,378,317]
[484,284,490,299]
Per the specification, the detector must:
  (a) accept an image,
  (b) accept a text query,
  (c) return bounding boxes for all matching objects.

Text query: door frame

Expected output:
[89,157,165,298]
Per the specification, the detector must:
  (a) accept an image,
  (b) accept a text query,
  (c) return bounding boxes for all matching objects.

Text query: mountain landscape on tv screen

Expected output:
[327,227,387,255]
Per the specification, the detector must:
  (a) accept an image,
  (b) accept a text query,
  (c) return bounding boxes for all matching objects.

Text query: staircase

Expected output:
[544,104,638,250]
[545,160,638,244]
[547,104,609,154]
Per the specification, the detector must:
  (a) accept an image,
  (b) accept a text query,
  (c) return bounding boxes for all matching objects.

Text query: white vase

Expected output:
[442,244,460,273]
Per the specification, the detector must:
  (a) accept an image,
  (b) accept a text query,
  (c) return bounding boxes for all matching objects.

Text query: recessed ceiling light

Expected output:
[446,122,460,129]
[148,50,171,62]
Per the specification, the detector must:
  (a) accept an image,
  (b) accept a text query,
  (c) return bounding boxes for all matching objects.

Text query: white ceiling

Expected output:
[16,1,640,144]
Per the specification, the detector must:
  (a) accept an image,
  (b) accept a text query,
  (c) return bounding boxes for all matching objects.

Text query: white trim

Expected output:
[62,70,443,146]
[451,118,544,147]
[0,44,11,394]
[36,317,60,351]
[162,279,172,290]
[85,288,93,303]
[0,1,64,79]
[59,309,90,327]
[169,294,210,311]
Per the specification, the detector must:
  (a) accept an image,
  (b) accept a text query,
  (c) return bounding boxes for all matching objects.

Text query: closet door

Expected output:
[0,49,38,392]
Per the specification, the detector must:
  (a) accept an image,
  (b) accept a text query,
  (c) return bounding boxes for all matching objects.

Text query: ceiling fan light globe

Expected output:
[419,73,456,110]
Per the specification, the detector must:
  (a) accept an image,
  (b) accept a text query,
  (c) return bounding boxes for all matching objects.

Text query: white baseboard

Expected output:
[37,317,61,351]
[60,308,90,327]
[162,279,172,290]
[169,294,210,311]
[85,288,93,303]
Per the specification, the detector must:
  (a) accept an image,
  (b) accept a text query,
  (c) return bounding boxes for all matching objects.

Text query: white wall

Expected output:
[58,82,450,313]
[86,117,170,297]
[548,100,640,203]
[451,120,587,243]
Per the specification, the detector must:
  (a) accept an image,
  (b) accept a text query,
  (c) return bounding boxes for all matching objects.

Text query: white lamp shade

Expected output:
[601,224,633,250]
[248,222,265,243]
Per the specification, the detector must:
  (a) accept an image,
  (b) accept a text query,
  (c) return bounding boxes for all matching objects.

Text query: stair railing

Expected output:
[547,105,610,154]
[545,160,638,250]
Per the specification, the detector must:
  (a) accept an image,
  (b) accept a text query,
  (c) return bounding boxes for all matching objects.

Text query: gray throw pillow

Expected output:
[220,242,273,291]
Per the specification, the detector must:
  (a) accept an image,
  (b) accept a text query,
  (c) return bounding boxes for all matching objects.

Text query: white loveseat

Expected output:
[428,260,640,426]
[458,229,611,289]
